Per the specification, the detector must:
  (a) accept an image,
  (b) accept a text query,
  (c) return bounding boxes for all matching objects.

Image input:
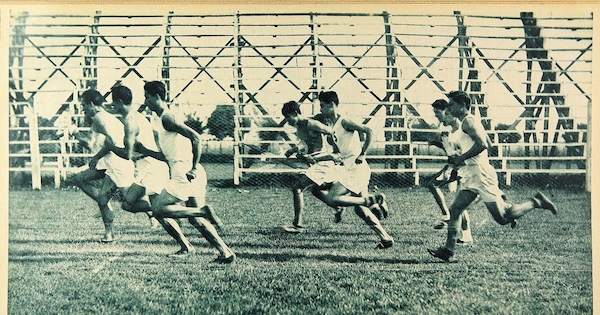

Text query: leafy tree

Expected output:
[184,112,208,135]
[206,105,235,140]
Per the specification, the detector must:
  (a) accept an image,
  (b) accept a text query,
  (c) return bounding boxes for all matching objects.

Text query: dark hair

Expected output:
[281,100,301,116]
[431,99,448,110]
[144,81,166,101]
[81,89,104,106]
[111,85,132,105]
[318,91,339,105]
[447,90,471,110]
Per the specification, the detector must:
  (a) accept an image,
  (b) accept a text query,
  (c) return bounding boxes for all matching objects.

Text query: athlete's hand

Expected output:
[186,169,197,182]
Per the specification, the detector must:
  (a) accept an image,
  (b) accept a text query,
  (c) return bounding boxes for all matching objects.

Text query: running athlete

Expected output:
[138,81,235,263]
[280,100,344,233]
[428,91,558,262]
[317,91,394,249]
[72,89,135,242]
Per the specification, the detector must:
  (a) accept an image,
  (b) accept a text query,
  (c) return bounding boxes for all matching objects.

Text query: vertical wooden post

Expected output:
[586,99,591,192]
[382,11,405,173]
[26,102,41,190]
[162,12,173,101]
[523,53,534,169]
[454,11,489,130]
[58,133,67,188]
[9,12,30,173]
[233,12,243,185]
[521,12,568,170]
[9,12,27,104]
[310,13,320,114]
[82,11,99,91]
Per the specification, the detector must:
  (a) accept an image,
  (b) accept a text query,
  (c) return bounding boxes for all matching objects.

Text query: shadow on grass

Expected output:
[235,251,431,265]
[255,226,375,237]
[9,256,73,264]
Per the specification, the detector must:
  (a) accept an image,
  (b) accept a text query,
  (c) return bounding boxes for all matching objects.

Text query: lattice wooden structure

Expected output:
[8,10,592,189]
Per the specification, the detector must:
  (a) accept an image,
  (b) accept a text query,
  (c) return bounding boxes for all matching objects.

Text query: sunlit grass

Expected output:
[8,186,592,315]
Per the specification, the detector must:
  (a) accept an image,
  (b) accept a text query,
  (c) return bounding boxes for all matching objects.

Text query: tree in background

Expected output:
[206,105,235,140]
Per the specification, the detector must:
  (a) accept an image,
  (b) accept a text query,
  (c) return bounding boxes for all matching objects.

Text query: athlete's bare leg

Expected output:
[444,190,478,252]
[71,168,105,201]
[95,176,119,243]
[186,197,235,262]
[151,190,195,255]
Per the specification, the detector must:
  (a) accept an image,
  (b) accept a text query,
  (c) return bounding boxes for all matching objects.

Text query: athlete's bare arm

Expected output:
[88,116,114,169]
[452,117,487,166]
[341,118,373,161]
[104,114,140,160]
[306,119,332,135]
[161,113,202,179]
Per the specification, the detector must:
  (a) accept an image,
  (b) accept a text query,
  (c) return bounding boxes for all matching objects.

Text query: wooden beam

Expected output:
[521,11,569,169]
[82,11,100,91]
[455,11,489,130]
[162,12,173,101]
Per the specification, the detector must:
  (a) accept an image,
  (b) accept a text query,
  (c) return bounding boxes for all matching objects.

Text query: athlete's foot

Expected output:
[167,247,196,258]
[370,204,384,221]
[510,219,517,229]
[213,252,236,264]
[427,247,454,262]
[282,225,303,234]
[375,238,394,249]
[374,193,389,219]
[203,205,224,230]
[146,212,160,228]
[333,207,345,223]
[457,229,473,245]
[101,232,114,243]
[533,192,558,215]
[433,220,448,230]
[100,236,114,243]
[150,217,160,228]
[367,193,389,219]
[457,236,473,245]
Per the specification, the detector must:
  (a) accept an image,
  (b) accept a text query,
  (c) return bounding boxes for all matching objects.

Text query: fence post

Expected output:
[162,11,173,101]
[26,104,41,190]
[233,12,243,186]
[586,99,591,192]
[309,13,320,114]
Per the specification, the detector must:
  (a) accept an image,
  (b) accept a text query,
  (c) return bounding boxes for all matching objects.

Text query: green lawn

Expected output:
[7,185,592,315]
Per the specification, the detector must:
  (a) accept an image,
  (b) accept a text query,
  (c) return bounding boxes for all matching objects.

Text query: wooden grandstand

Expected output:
[7,9,592,188]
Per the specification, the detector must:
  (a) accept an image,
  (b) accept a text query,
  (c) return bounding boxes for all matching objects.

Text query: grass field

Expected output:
[7,178,592,315]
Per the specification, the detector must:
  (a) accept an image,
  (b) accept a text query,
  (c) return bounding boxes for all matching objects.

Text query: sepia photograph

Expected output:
[2,2,595,314]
